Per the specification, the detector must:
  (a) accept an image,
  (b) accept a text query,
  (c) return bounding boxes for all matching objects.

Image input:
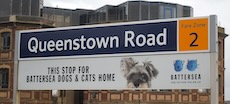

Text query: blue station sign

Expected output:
[19,21,177,59]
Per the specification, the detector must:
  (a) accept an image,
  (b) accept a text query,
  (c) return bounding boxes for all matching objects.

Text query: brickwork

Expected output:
[0,16,54,104]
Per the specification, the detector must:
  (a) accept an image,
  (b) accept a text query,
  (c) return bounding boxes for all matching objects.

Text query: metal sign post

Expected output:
[210,15,218,104]
[13,31,20,104]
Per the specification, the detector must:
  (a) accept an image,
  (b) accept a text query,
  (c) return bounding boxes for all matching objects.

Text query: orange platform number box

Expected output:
[179,18,208,51]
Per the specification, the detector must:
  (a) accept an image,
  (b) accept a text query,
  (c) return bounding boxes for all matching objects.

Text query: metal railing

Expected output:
[0,15,54,27]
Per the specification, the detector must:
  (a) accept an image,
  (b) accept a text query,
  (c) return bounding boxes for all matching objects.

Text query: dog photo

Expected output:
[120,57,159,88]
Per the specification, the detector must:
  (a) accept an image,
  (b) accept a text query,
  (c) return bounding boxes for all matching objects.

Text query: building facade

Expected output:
[42,1,193,27]
[0,0,43,17]
[0,15,54,104]
[0,1,227,104]
[0,0,55,104]
[42,7,92,27]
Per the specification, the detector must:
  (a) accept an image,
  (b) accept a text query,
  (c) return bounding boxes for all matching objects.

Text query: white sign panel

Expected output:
[18,53,210,90]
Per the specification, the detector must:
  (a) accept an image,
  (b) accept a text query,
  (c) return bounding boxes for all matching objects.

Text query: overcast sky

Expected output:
[44,0,230,101]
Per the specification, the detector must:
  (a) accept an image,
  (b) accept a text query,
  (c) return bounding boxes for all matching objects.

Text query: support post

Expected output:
[210,15,218,104]
[13,31,20,104]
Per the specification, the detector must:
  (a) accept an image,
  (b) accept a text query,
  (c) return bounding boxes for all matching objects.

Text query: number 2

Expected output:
[190,33,198,47]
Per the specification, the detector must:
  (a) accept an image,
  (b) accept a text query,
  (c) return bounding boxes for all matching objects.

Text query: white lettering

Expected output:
[47,40,55,51]
[96,37,110,48]
[28,37,38,53]
[26,28,168,53]
[136,34,146,47]
[80,35,86,50]
[39,40,47,52]
[56,40,64,51]
[124,28,167,47]
[87,38,96,49]
[73,38,80,50]
[156,28,167,46]
[147,34,155,46]
[110,36,119,48]
[64,39,72,50]
[125,31,135,47]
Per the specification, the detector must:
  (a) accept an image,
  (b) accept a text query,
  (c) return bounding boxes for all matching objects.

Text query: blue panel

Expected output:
[20,21,177,58]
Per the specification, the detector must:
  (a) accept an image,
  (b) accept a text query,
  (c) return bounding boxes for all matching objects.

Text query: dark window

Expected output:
[11,0,40,16]
[128,1,140,21]
[80,14,88,25]
[22,0,30,15]
[0,68,9,88]
[150,3,159,19]
[12,0,21,15]
[1,32,10,50]
[141,2,149,20]
[218,41,222,61]
[151,89,158,92]
[160,89,172,92]
[98,12,106,23]
[219,74,222,95]
[183,6,191,17]
[108,7,119,22]
[118,6,127,21]
[181,89,189,92]
[0,0,11,16]
[31,0,40,16]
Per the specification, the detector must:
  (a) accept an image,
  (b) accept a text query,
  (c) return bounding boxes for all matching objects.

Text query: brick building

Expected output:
[0,0,228,104]
[0,0,54,104]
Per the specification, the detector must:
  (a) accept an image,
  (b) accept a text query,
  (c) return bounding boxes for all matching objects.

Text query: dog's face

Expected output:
[126,65,152,88]
[121,58,158,88]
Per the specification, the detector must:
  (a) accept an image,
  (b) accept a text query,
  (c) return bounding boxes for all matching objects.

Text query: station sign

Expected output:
[17,16,216,90]
[19,21,177,59]
[19,16,209,60]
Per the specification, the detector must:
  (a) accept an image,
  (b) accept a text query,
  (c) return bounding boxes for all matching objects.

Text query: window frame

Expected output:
[1,32,11,50]
[160,4,176,19]
[0,68,9,89]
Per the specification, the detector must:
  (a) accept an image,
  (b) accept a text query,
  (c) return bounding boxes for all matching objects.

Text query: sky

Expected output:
[44,0,230,101]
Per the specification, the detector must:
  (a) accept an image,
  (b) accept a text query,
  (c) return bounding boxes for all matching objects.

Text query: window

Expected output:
[128,1,140,21]
[160,89,172,92]
[0,68,9,88]
[219,74,222,95]
[1,32,10,50]
[151,89,159,92]
[108,7,119,22]
[218,41,222,61]
[181,89,189,92]
[140,2,149,20]
[163,6,176,18]
[183,6,191,17]
[160,4,176,19]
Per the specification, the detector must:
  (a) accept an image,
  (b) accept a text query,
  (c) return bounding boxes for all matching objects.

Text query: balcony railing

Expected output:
[0,15,54,27]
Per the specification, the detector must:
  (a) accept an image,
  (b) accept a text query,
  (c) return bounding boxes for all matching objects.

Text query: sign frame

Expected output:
[13,15,218,104]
